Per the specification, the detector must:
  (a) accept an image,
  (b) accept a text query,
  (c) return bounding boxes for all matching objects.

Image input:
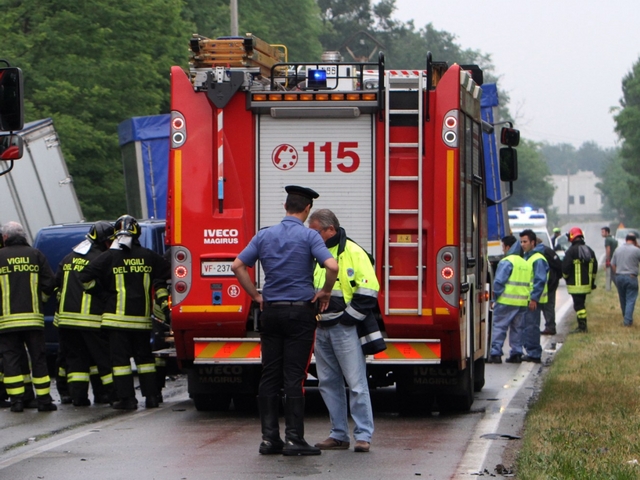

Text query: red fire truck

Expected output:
[164,35,518,412]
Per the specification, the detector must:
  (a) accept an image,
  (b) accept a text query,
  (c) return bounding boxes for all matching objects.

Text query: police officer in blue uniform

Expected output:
[232,185,339,456]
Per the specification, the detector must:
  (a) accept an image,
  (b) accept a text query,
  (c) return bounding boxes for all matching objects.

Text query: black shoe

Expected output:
[10,401,24,413]
[113,398,138,410]
[0,399,10,408]
[540,328,556,335]
[38,403,58,412]
[60,395,73,405]
[521,355,541,364]
[486,355,502,364]
[282,439,322,456]
[259,438,284,455]
[145,396,159,408]
[72,398,91,407]
[505,354,522,364]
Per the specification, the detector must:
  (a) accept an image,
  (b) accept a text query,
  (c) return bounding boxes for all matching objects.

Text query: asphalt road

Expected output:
[0,222,607,480]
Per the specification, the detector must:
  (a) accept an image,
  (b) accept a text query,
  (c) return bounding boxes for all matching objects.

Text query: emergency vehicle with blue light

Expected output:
[163,34,519,412]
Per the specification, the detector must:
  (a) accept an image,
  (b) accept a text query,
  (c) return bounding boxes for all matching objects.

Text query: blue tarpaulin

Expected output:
[480,84,508,243]
[118,115,169,219]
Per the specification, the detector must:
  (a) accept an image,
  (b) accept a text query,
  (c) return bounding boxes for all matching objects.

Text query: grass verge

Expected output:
[516,272,640,479]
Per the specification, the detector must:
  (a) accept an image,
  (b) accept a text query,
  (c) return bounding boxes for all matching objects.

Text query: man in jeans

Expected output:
[308,209,383,453]
[611,234,640,326]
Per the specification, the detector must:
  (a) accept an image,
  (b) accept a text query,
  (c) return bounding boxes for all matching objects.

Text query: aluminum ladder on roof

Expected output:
[383,70,424,316]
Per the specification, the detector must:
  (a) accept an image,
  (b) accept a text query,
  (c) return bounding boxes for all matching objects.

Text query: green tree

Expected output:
[613,57,640,225]
[596,152,633,223]
[0,0,193,219]
[540,141,612,177]
[508,140,554,212]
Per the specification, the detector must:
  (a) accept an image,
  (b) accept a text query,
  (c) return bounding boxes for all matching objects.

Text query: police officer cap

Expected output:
[285,185,319,200]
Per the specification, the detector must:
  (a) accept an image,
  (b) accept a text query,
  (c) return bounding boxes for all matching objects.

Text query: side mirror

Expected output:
[500,127,520,147]
[0,134,24,160]
[499,147,518,182]
[0,66,24,132]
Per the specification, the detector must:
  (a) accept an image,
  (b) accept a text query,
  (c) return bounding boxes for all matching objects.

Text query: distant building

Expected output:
[551,170,602,216]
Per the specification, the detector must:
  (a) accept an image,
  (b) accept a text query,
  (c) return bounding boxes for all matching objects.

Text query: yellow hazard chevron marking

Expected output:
[195,341,261,360]
[373,341,441,361]
[180,305,242,313]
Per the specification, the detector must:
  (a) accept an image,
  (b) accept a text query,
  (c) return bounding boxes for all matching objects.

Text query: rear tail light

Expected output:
[171,247,191,304]
[437,246,459,307]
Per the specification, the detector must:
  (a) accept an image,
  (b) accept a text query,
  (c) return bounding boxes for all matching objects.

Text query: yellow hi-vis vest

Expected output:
[497,255,532,306]
[527,252,549,304]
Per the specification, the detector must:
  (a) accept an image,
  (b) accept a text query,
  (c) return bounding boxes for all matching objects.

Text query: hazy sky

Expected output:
[392,0,640,149]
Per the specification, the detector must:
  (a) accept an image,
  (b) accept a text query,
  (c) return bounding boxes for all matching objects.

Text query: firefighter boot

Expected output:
[258,395,284,454]
[68,381,91,407]
[10,395,24,413]
[37,394,58,412]
[571,318,588,334]
[282,396,321,456]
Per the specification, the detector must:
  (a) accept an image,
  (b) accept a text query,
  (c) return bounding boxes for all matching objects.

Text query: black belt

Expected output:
[316,319,339,328]
[266,301,313,307]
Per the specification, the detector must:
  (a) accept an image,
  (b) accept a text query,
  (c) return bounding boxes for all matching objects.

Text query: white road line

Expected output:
[454,296,573,477]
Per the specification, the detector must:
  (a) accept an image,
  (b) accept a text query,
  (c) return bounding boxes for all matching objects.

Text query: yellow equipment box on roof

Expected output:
[189,33,285,77]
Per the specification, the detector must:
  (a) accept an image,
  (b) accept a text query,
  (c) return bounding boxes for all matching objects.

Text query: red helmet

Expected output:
[568,227,584,242]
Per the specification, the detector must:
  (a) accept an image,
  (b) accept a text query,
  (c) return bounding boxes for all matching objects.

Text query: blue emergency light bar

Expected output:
[307,69,327,89]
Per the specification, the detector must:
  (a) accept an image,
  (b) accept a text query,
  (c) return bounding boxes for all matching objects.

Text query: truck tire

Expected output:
[473,357,485,392]
[193,393,231,412]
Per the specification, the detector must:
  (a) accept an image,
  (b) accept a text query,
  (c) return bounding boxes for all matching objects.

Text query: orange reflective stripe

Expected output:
[374,342,441,360]
[195,341,261,360]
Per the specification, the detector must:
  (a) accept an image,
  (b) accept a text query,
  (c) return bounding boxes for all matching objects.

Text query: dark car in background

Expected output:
[32,219,167,363]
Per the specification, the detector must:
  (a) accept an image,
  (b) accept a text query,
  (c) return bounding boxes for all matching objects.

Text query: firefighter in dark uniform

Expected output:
[0,221,57,412]
[232,185,339,456]
[78,215,171,410]
[55,221,116,406]
[562,227,598,333]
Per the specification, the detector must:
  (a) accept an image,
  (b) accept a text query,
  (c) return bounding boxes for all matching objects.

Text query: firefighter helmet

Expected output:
[552,227,561,233]
[568,227,584,243]
[114,215,141,239]
[86,221,115,245]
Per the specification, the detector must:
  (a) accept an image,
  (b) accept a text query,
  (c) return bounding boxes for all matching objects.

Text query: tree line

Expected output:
[1,0,629,225]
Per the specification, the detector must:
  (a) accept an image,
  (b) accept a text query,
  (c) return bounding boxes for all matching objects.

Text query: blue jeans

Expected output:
[490,303,526,357]
[616,274,639,325]
[315,323,373,443]
[523,304,543,358]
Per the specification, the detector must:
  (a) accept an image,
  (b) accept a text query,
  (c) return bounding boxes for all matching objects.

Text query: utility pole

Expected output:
[230,0,238,36]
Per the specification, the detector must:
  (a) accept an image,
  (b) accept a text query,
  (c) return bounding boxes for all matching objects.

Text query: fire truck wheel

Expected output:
[436,367,474,413]
[473,358,485,392]
[193,393,231,412]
